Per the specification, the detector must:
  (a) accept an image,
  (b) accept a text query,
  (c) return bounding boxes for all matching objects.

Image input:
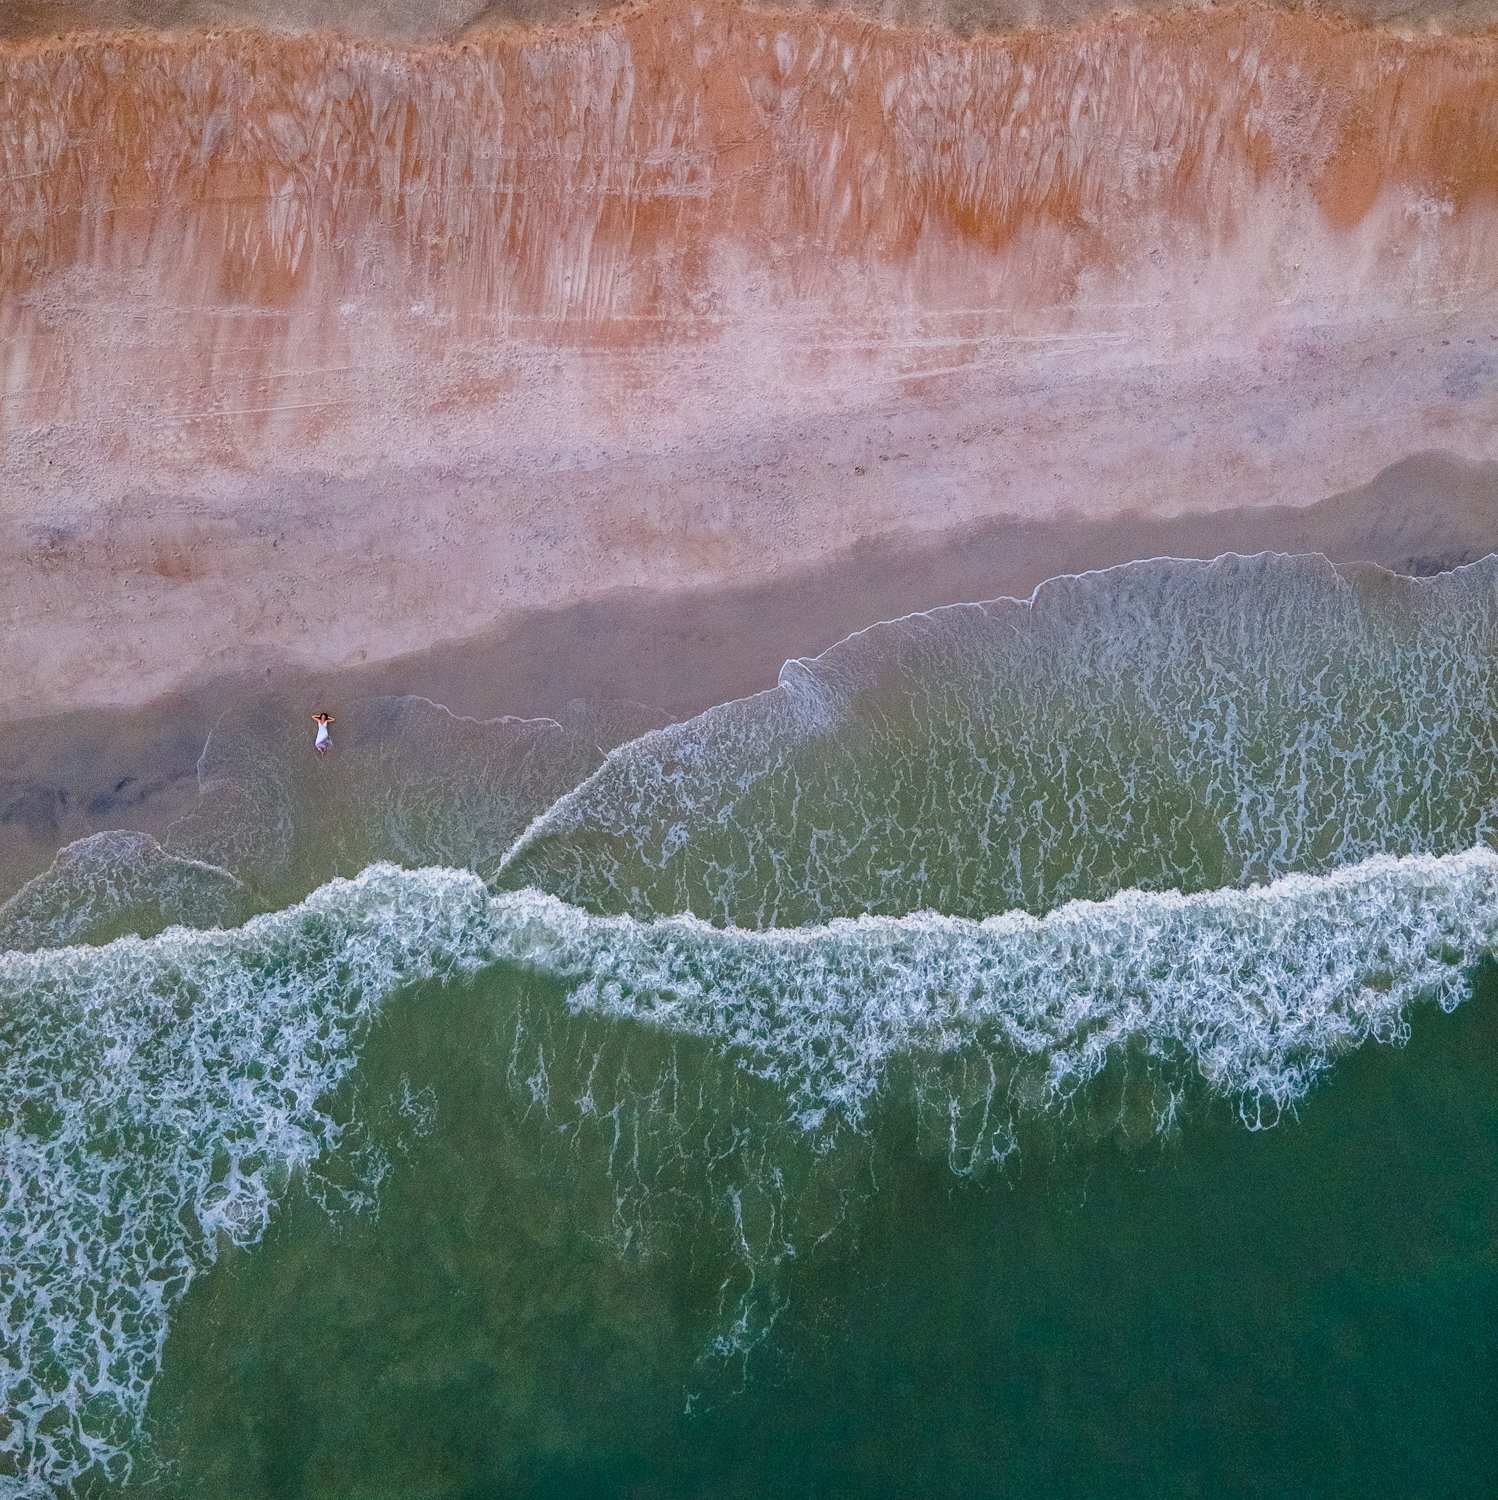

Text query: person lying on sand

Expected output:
[311,712,336,754]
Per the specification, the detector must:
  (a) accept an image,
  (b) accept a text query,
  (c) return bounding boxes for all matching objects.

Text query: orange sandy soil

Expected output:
[2,0,1496,719]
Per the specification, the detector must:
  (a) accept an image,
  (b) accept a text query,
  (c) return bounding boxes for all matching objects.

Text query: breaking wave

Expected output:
[4,847,1497,1492]
[6,549,1498,1494]
[500,554,1498,924]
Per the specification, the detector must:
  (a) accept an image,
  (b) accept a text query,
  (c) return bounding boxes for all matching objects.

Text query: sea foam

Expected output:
[4,847,1497,1492]
[500,554,1498,924]
[0,833,250,954]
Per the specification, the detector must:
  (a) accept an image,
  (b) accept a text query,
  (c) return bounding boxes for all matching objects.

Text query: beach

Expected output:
[4,1,1498,1494]
[4,448,1496,907]
[5,3,1498,724]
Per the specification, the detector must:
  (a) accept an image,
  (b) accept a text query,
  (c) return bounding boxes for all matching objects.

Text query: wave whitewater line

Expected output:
[4,846,1497,1492]
[6,548,1498,1492]
[498,553,1498,924]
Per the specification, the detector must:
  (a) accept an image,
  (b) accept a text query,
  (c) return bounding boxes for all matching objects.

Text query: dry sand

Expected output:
[3,3,1498,722]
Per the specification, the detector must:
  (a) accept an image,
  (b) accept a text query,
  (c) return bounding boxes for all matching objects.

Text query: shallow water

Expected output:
[2,552,1496,1496]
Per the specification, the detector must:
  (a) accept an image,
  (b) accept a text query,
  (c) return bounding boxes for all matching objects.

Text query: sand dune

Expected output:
[2,0,1496,715]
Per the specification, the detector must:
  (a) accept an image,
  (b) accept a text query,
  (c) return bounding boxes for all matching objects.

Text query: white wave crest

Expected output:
[4,846,1497,1492]
[498,554,1498,925]
[505,845,1498,1135]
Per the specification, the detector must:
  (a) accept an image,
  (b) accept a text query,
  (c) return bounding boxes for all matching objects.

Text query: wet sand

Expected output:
[4,448,1495,902]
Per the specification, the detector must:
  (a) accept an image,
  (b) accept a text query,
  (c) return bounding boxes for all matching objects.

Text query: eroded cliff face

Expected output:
[2,0,1497,711]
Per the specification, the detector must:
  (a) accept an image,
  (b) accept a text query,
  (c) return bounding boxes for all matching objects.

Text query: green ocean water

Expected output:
[3,553,1497,1496]
[138,958,1498,1499]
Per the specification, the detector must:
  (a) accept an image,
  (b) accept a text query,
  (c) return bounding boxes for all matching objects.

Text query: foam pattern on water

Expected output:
[167,694,662,909]
[0,834,250,953]
[500,555,1498,925]
[5,848,1497,1492]
[0,865,497,1495]
[517,847,1498,1139]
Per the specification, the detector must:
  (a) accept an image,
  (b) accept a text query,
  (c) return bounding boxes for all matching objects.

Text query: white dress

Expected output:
[314,720,331,750]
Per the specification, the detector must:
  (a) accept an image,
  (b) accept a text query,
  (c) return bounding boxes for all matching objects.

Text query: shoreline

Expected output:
[6,2,1498,728]
[4,448,1494,903]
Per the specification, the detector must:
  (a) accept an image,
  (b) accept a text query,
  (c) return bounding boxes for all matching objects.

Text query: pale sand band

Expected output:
[2,1,1496,722]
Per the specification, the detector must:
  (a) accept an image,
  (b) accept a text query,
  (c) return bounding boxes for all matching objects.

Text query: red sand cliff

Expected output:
[2,1,1496,712]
